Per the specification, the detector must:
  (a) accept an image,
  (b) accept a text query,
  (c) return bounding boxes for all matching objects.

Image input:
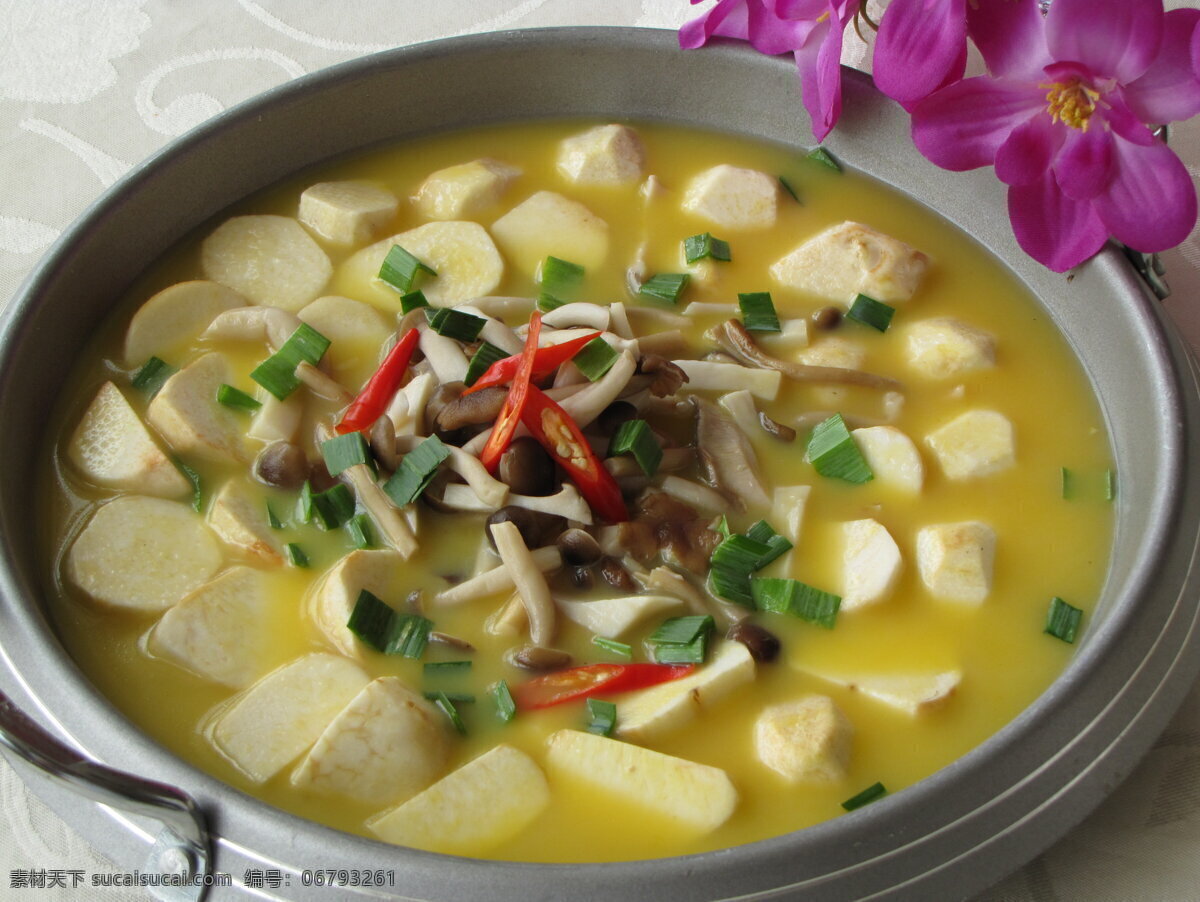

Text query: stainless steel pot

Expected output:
[2,27,1199,902]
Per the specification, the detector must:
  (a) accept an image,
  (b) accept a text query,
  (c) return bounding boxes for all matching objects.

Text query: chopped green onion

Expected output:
[683,232,732,264]
[592,636,633,660]
[1060,466,1074,500]
[738,292,781,333]
[608,419,663,477]
[807,147,842,172]
[538,256,585,312]
[779,176,801,203]
[131,357,175,397]
[751,577,841,629]
[585,698,617,736]
[379,244,436,294]
[266,501,284,530]
[320,431,372,476]
[346,589,432,658]
[174,459,202,513]
[384,435,451,507]
[424,660,472,676]
[427,307,486,342]
[714,516,732,539]
[431,691,467,734]
[345,512,373,549]
[215,383,261,412]
[708,533,774,606]
[285,543,309,568]
[1044,596,1083,643]
[491,680,517,724]
[424,691,475,704]
[841,782,887,811]
[807,413,873,484]
[744,520,793,569]
[311,483,356,530]
[846,294,895,332]
[296,480,315,524]
[572,337,619,382]
[1104,469,1117,501]
[250,323,331,401]
[464,341,509,387]
[648,615,714,664]
[639,273,690,305]
[400,290,430,313]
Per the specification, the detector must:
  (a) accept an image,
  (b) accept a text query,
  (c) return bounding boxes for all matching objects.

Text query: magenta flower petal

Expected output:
[995,115,1063,187]
[1046,0,1163,83]
[873,0,967,107]
[1008,174,1109,272]
[680,0,748,49]
[749,0,822,55]
[966,0,1050,80]
[1092,135,1198,253]
[911,78,1045,171]
[794,3,850,142]
[1124,8,1200,124]
[1054,127,1115,202]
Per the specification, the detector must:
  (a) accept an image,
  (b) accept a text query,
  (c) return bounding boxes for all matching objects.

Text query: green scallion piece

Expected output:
[250,323,331,401]
[1104,469,1117,501]
[379,244,436,294]
[751,577,841,629]
[215,383,261,412]
[464,341,509,387]
[779,176,801,203]
[345,512,373,549]
[738,292,781,333]
[310,483,356,530]
[174,459,202,513]
[708,533,774,606]
[592,636,633,660]
[807,413,873,484]
[1060,466,1074,500]
[346,589,432,658]
[320,431,371,477]
[807,147,842,172]
[131,357,176,397]
[431,691,467,735]
[572,337,619,382]
[384,435,451,507]
[427,307,486,342]
[608,419,663,476]
[585,698,617,737]
[538,256,585,312]
[846,293,895,332]
[744,520,793,569]
[683,232,732,264]
[841,782,887,811]
[648,615,714,664]
[400,290,430,313]
[424,660,472,676]
[638,272,690,305]
[491,680,517,724]
[714,516,732,539]
[296,480,315,524]
[285,543,309,568]
[1045,596,1083,643]
[266,501,284,530]
[424,691,475,704]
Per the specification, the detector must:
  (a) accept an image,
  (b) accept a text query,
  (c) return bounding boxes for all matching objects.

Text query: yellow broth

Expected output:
[40,121,1113,862]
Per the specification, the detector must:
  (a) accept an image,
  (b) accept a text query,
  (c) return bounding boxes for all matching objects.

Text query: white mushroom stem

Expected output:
[604,447,694,477]
[296,362,353,404]
[658,475,730,513]
[557,350,638,429]
[487,520,557,646]
[645,565,743,626]
[539,328,635,353]
[386,371,437,436]
[440,483,593,524]
[201,306,300,349]
[636,330,689,359]
[436,545,562,606]
[467,296,536,319]
[541,302,611,331]
[608,302,635,339]
[673,360,782,400]
[418,324,469,383]
[456,304,523,355]
[625,305,691,332]
[395,434,509,508]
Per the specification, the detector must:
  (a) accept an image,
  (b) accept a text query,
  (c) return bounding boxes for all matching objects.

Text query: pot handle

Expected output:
[0,689,212,902]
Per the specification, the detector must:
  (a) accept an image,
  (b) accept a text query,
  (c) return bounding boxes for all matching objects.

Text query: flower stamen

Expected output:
[1042,79,1100,131]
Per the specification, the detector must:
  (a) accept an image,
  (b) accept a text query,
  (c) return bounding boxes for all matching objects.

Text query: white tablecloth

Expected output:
[2,2,1199,899]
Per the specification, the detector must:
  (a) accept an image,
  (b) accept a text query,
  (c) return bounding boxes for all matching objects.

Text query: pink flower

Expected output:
[680,0,860,142]
[910,0,1200,272]
[873,0,967,108]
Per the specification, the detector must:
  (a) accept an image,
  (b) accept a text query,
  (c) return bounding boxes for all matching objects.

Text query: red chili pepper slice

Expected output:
[519,384,629,523]
[461,330,601,396]
[479,311,542,473]
[334,328,420,434]
[512,662,696,710]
